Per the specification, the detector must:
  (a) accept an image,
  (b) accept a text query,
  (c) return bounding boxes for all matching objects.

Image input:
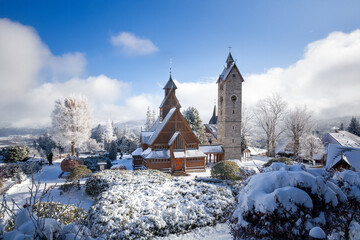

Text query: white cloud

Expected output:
[111,32,159,55]
[243,29,360,119]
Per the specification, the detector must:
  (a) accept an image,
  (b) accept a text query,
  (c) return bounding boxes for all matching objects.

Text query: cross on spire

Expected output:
[228,46,232,53]
[169,58,172,75]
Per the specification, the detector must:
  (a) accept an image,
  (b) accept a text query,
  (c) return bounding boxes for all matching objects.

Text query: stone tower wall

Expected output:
[217,67,242,160]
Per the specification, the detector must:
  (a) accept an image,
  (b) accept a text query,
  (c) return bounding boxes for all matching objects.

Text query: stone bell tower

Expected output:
[217,50,244,160]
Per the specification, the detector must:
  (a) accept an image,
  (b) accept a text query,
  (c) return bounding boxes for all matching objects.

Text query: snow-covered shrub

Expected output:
[333,170,360,201]
[263,156,293,167]
[3,207,94,240]
[16,161,42,174]
[231,163,348,239]
[0,163,26,182]
[33,202,87,225]
[211,160,242,180]
[87,170,234,239]
[60,156,82,172]
[0,145,30,162]
[82,156,111,172]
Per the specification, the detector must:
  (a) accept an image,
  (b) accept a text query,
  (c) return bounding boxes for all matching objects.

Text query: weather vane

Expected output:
[228,46,232,53]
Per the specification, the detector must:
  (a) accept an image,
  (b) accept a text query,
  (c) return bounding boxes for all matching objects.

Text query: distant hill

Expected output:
[315,115,360,137]
[0,127,48,137]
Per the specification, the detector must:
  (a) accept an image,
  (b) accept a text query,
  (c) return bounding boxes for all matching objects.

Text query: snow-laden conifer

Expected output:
[183,106,205,143]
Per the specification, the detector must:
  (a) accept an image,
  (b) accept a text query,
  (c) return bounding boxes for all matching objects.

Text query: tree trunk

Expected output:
[266,138,270,157]
[294,137,299,162]
[71,142,75,156]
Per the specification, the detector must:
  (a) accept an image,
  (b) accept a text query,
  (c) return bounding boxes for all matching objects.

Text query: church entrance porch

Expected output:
[175,158,183,171]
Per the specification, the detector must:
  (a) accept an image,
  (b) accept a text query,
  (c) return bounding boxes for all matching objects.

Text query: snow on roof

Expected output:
[147,107,177,145]
[199,145,223,153]
[168,131,180,146]
[219,63,235,81]
[132,147,142,156]
[248,146,267,155]
[326,143,360,171]
[144,149,170,159]
[141,131,153,144]
[204,124,218,138]
[173,149,206,158]
[328,131,360,148]
[141,147,152,158]
[149,118,160,132]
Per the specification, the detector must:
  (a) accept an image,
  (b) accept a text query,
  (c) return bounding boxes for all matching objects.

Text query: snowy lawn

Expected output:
[86,170,235,239]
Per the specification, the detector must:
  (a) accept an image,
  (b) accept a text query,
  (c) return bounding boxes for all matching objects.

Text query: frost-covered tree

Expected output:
[108,140,118,160]
[347,117,360,136]
[145,107,156,130]
[300,134,324,160]
[104,119,116,148]
[254,95,287,157]
[51,95,93,156]
[285,106,312,161]
[183,106,205,144]
[91,124,105,143]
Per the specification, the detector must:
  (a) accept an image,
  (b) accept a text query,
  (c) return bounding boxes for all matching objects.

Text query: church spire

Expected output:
[209,105,218,124]
[226,52,234,68]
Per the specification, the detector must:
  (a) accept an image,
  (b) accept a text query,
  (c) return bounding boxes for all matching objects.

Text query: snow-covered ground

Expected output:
[1,154,272,239]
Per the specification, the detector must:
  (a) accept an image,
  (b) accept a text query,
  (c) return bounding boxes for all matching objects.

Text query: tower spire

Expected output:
[226,48,234,68]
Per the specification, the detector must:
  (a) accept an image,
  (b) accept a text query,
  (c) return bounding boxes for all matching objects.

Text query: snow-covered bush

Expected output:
[0,163,26,182]
[16,161,42,174]
[0,145,30,163]
[82,156,112,172]
[263,156,293,167]
[33,202,87,225]
[60,156,82,172]
[3,207,94,240]
[87,170,234,239]
[231,163,349,239]
[211,160,242,180]
[333,170,360,201]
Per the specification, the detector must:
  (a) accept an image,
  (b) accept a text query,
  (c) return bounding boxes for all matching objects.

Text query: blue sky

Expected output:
[0,0,360,127]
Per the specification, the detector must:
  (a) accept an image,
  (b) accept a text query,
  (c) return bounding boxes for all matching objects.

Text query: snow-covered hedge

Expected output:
[231,163,357,239]
[86,170,234,239]
[0,163,26,182]
[0,145,30,163]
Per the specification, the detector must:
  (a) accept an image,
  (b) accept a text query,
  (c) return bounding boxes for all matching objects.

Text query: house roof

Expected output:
[327,131,360,148]
[326,143,360,171]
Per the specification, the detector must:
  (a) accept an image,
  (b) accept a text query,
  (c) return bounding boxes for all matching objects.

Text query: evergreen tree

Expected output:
[145,106,152,130]
[183,106,206,144]
[105,119,116,150]
[241,135,247,152]
[339,123,344,131]
[108,140,118,160]
[347,117,360,136]
[91,124,105,143]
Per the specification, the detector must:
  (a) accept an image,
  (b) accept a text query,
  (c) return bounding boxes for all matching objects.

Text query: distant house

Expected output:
[326,143,360,171]
[322,130,360,148]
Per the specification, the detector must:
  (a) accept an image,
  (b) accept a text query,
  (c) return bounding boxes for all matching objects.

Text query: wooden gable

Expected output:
[152,109,199,147]
[160,91,181,120]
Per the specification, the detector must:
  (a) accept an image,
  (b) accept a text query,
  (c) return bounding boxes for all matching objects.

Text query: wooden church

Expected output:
[132,74,207,173]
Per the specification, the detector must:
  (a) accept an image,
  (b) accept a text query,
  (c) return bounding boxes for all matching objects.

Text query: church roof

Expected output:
[219,63,235,81]
[159,89,180,108]
[163,74,177,89]
[209,105,218,124]
[147,107,177,145]
[204,124,218,139]
[168,131,180,146]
